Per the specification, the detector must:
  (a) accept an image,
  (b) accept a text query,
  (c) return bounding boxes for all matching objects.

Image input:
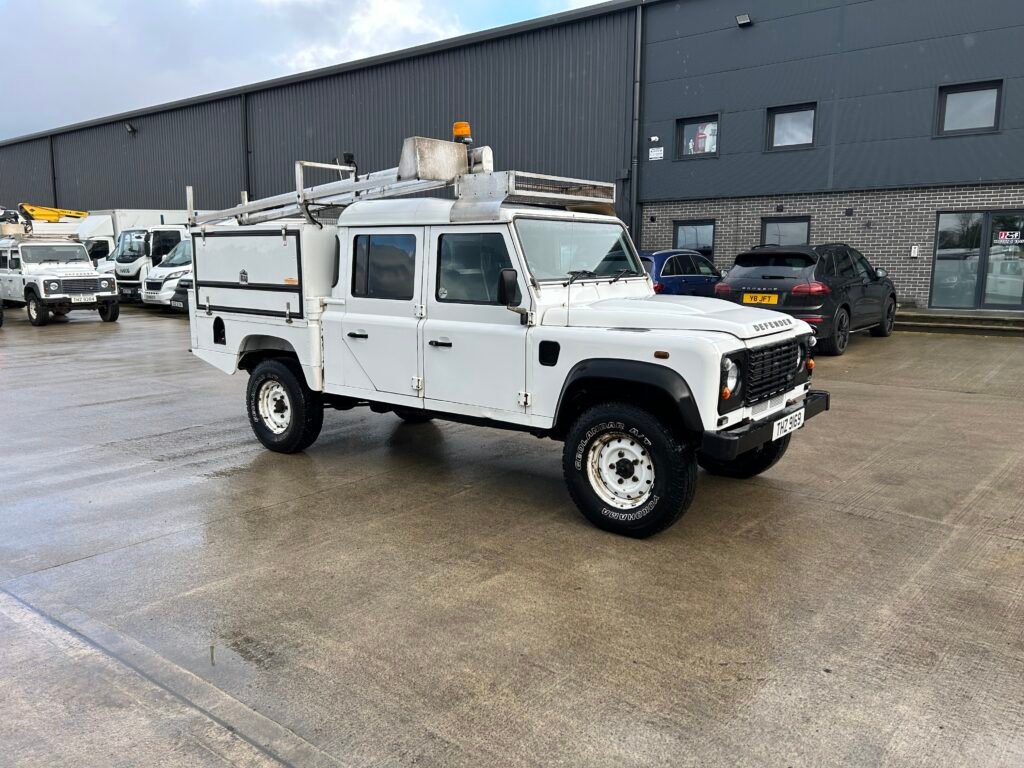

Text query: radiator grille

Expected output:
[62,278,102,294]
[745,340,799,404]
[146,280,163,291]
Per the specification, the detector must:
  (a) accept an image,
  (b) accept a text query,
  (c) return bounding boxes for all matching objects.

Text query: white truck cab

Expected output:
[0,233,119,325]
[142,240,192,306]
[114,225,189,302]
[186,130,829,537]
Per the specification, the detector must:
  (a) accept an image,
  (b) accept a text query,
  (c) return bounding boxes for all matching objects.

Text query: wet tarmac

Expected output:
[1,305,1023,766]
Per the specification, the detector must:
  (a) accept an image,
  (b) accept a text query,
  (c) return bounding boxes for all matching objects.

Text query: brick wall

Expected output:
[640,183,1024,307]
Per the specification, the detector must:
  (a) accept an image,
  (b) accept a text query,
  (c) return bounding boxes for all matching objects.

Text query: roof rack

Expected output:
[188,135,615,227]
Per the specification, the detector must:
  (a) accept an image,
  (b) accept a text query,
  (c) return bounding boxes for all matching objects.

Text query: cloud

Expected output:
[274,0,463,72]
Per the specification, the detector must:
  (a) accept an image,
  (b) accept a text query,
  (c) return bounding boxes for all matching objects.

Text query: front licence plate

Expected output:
[170,300,183,308]
[743,292,778,305]
[71,294,95,303]
[772,408,805,441]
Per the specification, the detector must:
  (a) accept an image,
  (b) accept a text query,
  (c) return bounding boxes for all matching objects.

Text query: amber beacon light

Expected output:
[452,121,473,144]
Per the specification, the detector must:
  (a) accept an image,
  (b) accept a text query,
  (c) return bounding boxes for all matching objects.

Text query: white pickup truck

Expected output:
[186,131,828,537]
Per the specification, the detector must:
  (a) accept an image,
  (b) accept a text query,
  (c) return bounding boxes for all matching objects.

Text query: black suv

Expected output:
[715,243,896,355]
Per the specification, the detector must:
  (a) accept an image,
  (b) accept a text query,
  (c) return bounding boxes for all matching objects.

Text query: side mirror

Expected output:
[875,267,888,279]
[497,268,520,307]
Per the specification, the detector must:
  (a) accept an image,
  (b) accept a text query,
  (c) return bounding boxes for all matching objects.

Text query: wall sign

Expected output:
[648,146,664,161]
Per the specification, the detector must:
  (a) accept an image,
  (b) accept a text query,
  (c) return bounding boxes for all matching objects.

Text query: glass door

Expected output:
[931,213,984,308]
[983,212,1024,309]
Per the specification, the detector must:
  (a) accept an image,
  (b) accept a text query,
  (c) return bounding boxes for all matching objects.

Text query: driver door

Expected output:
[421,226,530,420]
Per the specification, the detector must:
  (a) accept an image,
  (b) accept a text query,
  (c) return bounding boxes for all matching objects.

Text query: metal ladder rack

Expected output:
[188,136,616,228]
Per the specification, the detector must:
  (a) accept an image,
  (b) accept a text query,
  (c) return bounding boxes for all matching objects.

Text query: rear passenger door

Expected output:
[833,248,867,324]
[691,255,721,297]
[659,254,693,295]
[340,228,425,398]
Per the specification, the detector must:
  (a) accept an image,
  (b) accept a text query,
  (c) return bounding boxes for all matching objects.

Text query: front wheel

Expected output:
[26,294,49,327]
[698,434,791,479]
[818,306,850,356]
[246,359,324,453]
[562,402,697,538]
[99,302,120,322]
[870,296,896,337]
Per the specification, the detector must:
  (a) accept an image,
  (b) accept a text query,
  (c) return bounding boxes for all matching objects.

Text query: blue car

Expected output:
[639,249,722,297]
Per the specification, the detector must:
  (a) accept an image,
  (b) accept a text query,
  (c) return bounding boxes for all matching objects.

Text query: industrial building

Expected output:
[2,0,1022,312]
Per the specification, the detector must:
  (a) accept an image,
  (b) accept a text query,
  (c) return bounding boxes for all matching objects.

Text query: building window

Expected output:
[352,234,416,300]
[674,220,715,261]
[937,81,1001,136]
[675,115,719,158]
[767,104,815,150]
[761,217,810,246]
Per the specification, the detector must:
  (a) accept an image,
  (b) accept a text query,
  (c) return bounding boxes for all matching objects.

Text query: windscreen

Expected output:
[162,240,192,268]
[114,230,147,262]
[732,251,816,275]
[21,244,90,264]
[515,218,643,281]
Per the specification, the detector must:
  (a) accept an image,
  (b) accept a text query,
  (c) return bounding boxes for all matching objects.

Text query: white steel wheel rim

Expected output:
[28,299,37,319]
[257,381,291,435]
[586,431,655,509]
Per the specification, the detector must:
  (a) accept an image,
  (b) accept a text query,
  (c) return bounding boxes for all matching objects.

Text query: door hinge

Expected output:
[518,391,532,407]
[411,376,423,392]
[413,304,426,318]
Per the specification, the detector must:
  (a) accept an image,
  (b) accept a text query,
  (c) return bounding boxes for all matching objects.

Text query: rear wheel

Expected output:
[698,434,791,479]
[562,402,697,538]
[246,359,324,453]
[870,296,896,337]
[99,302,120,322]
[26,294,49,327]
[818,306,850,356]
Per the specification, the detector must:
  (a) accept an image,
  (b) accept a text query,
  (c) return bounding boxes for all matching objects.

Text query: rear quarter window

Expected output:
[734,252,815,269]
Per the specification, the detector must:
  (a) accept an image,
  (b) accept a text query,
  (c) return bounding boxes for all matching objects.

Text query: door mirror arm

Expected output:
[497,267,531,325]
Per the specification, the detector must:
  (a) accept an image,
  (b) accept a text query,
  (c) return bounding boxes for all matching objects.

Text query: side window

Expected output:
[151,231,181,261]
[849,248,873,278]
[10,251,20,270]
[352,234,416,300]
[0,252,7,269]
[835,250,858,279]
[662,256,687,277]
[437,232,516,304]
[816,252,835,277]
[694,256,717,276]
[87,240,110,260]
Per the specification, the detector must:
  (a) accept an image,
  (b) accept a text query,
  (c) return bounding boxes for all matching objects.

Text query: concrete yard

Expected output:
[1,306,1022,767]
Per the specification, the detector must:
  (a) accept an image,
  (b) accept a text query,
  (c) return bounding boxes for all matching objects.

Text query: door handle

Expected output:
[347,331,368,339]
[428,340,453,348]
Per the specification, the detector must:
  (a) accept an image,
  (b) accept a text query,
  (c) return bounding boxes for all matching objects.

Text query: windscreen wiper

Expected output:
[608,268,642,284]
[565,269,597,286]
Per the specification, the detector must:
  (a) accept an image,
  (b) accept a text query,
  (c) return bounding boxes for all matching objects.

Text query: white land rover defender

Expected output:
[186,129,829,537]
[0,234,119,325]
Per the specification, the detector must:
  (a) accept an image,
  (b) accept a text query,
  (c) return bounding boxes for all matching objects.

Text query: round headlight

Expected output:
[100,279,110,289]
[722,358,741,392]
[48,281,60,291]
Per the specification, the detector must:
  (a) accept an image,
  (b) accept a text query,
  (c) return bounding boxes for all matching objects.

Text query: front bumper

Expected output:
[142,284,178,305]
[42,294,118,309]
[700,390,830,461]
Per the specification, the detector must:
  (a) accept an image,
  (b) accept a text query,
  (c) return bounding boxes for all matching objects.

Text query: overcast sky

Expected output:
[1,0,599,141]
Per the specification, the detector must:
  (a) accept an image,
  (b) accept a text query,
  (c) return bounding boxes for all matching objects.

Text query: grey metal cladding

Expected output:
[640,0,1024,202]
[245,11,637,217]
[0,139,54,207]
[52,97,247,211]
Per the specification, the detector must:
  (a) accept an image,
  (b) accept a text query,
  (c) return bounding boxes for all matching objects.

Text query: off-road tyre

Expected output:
[246,358,324,453]
[0,307,4,327]
[698,434,791,479]
[26,293,49,326]
[818,306,850,356]
[562,402,697,538]
[99,302,120,322]
[394,408,433,424]
[870,295,896,337]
